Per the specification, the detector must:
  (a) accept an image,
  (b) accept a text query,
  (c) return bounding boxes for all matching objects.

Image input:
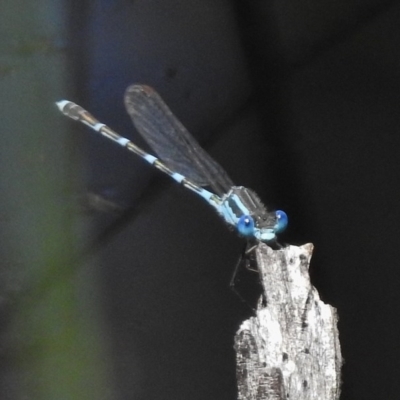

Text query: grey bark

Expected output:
[235,243,342,400]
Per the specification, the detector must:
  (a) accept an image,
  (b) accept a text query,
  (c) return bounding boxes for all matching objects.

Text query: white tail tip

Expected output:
[55,100,70,112]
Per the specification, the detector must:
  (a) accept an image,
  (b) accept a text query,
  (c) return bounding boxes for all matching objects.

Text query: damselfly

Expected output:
[56,85,287,242]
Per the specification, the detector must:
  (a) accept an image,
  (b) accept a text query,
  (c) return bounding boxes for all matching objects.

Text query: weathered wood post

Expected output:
[235,243,342,400]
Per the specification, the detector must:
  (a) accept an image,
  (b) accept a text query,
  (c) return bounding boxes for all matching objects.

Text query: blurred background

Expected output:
[1,0,400,399]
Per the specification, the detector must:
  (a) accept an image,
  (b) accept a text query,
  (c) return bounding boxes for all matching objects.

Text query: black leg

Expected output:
[230,241,262,312]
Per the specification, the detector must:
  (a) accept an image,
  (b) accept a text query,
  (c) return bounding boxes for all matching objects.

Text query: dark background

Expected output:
[2,0,400,399]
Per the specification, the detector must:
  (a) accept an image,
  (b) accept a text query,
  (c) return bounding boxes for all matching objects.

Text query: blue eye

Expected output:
[237,215,255,237]
[274,210,288,233]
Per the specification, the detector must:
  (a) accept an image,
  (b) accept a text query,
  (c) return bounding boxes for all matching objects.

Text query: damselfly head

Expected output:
[221,187,288,242]
[237,209,287,242]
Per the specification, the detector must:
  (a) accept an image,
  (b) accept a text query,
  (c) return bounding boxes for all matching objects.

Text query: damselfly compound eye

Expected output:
[274,210,288,233]
[237,215,255,237]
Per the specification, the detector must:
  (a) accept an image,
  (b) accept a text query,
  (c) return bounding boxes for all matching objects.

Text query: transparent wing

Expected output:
[124,84,234,196]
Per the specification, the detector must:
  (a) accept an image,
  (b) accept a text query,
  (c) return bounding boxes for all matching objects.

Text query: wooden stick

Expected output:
[235,243,342,400]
